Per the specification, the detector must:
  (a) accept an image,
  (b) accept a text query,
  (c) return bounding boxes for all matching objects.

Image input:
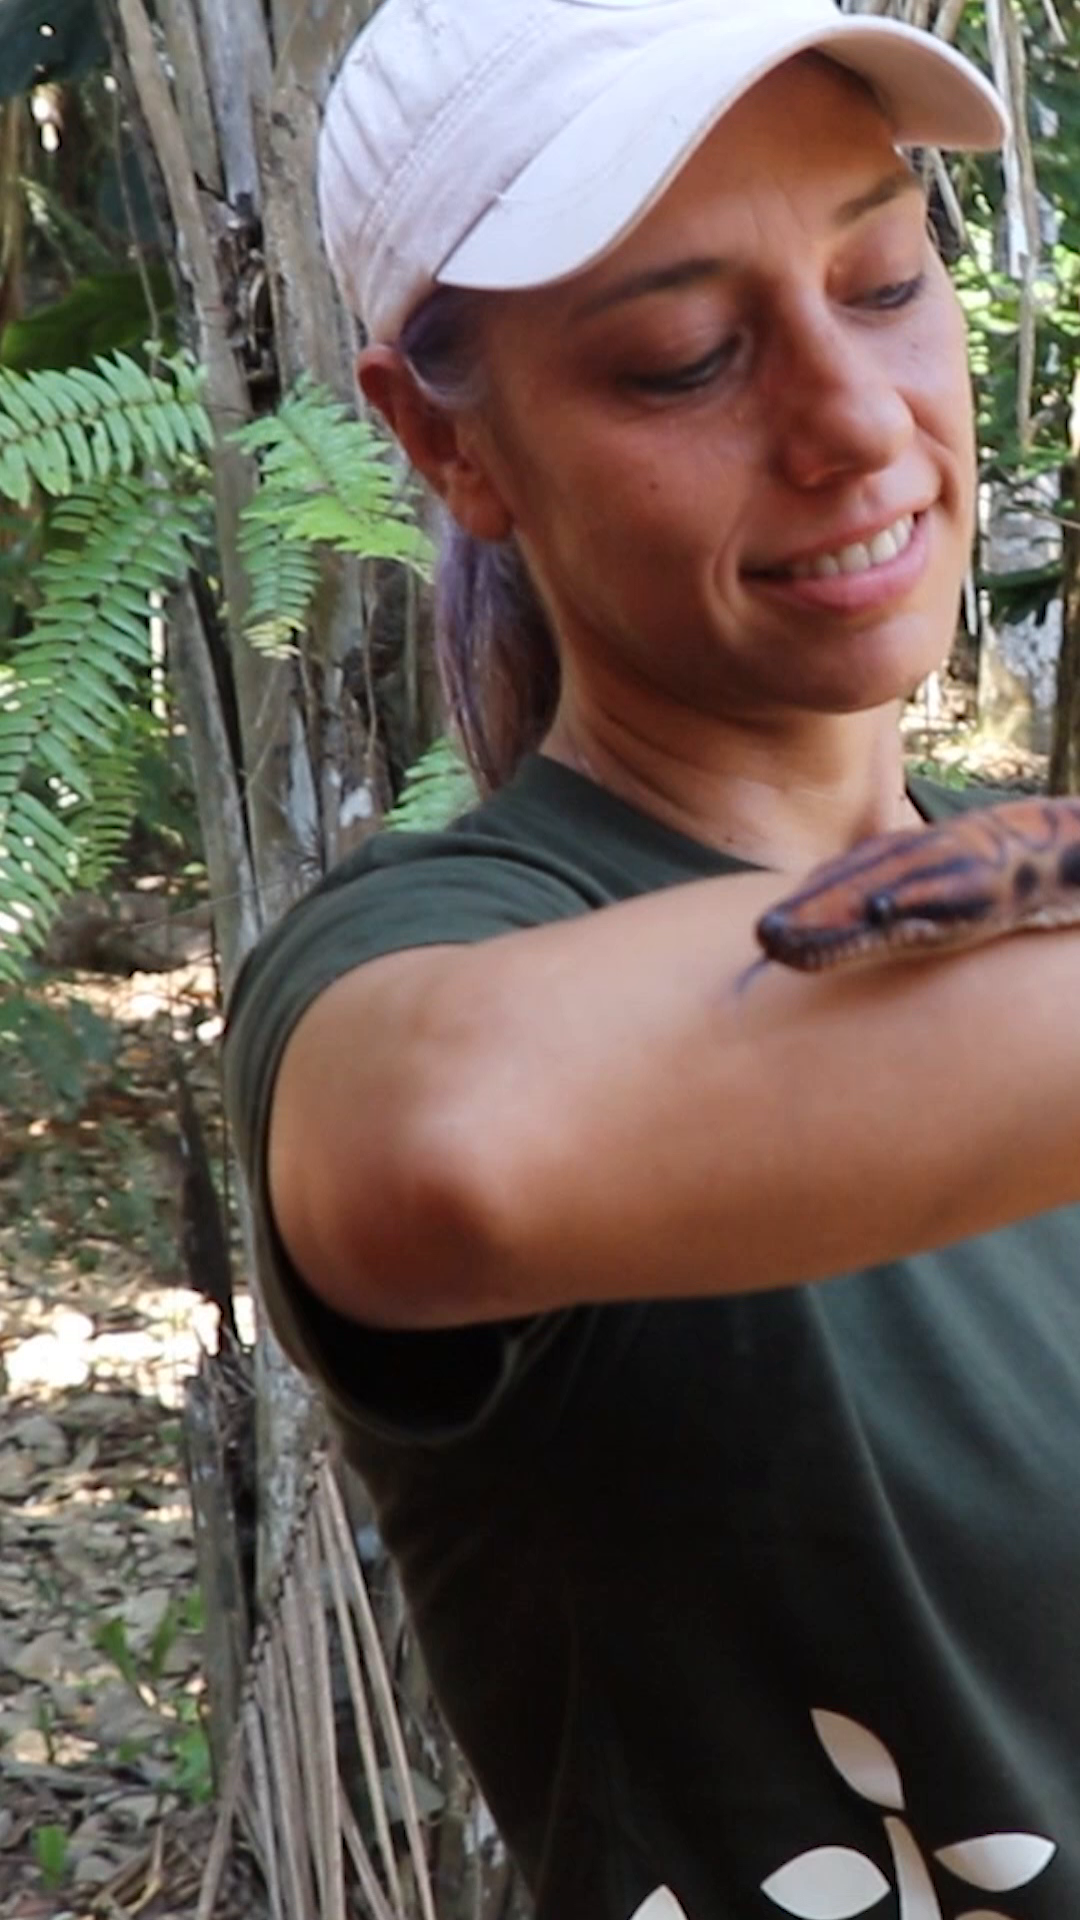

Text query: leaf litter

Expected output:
[0,961,261,1918]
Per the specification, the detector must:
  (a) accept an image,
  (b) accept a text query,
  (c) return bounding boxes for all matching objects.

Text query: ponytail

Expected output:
[434,516,559,795]
[398,288,561,793]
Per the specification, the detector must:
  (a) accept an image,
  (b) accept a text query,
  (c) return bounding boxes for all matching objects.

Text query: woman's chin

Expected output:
[774,624,950,718]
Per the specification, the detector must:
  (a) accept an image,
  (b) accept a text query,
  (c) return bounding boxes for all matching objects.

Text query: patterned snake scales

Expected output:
[755,796,1080,971]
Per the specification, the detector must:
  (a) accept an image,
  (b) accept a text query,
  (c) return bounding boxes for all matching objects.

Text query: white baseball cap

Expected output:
[318,0,1007,345]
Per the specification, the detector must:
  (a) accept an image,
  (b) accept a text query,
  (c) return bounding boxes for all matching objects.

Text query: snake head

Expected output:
[757,796,1080,972]
[756,826,1003,971]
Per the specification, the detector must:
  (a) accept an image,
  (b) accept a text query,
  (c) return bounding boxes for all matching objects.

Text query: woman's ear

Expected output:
[357,346,513,543]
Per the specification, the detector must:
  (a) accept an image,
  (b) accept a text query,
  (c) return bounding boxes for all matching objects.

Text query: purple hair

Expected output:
[398,288,560,794]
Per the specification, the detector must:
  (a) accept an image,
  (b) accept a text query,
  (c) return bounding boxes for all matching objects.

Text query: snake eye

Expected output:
[865,892,896,929]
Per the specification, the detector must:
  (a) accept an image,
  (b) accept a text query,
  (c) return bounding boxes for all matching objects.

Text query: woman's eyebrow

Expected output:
[571,170,924,322]
[834,167,924,228]
[572,257,729,320]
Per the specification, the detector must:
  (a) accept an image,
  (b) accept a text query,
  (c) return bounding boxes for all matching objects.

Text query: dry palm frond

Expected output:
[197,1453,440,1920]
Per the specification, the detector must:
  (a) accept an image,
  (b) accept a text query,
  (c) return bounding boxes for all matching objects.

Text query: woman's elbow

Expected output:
[266,1076,514,1332]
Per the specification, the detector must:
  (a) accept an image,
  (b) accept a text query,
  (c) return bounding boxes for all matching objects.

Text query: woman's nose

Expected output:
[773,313,913,492]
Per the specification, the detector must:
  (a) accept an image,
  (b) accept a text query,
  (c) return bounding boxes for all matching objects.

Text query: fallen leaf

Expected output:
[88,1683,163,1748]
[8,1629,75,1684]
[0,1449,34,1498]
[6,1728,50,1765]
[8,1414,68,1466]
[118,1588,173,1652]
[73,1853,119,1886]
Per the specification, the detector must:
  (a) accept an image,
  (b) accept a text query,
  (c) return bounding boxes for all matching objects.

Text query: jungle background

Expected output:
[0,0,1077,1915]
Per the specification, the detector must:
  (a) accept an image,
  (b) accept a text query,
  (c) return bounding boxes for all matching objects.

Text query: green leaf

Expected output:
[103,403,135,477]
[93,1617,139,1689]
[0,443,31,507]
[386,737,476,831]
[31,1825,69,1890]
[20,372,61,428]
[58,418,93,485]
[24,425,71,495]
[0,371,39,432]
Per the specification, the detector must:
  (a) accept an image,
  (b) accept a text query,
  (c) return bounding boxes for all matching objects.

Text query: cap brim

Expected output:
[438,15,1006,296]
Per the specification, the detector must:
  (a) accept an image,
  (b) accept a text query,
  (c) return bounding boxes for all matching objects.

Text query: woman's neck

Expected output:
[542,689,921,873]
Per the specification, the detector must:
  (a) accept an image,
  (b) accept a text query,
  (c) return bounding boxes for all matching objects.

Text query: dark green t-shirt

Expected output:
[224,756,1080,1920]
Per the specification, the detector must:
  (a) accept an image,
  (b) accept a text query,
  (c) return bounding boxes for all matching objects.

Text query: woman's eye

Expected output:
[625,337,743,396]
[859,273,926,312]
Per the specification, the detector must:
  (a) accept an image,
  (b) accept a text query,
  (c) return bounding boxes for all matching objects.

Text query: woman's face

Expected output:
[466,55,976,727]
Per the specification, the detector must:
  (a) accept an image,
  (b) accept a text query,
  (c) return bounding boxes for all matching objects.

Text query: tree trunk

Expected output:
[103,11,526,1913]
[105,0,370,1754]
[106,0,371,1624]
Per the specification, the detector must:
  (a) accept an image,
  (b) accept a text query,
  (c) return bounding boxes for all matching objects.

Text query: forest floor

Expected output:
[0,952,263,1919]
[0,713,1050,1918]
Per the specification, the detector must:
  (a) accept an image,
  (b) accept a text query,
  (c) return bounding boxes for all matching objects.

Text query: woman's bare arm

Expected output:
[267,867,1080,1329]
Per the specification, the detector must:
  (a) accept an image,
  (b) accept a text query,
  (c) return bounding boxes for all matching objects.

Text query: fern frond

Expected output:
[67,729,144,890]
[0,476,202,973]
[385,736,476,832]
[0,352,212,509]
[0,789,79,979]
[232,376,434,654]
[235,510,321,657]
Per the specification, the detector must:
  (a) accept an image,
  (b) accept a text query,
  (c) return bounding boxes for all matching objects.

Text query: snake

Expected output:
[755,795,1080,972]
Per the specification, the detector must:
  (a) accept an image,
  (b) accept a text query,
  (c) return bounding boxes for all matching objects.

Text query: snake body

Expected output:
[756,796,1080,972]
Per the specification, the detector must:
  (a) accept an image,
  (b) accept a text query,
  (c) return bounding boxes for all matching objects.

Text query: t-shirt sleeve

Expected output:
[222,835,594,1447]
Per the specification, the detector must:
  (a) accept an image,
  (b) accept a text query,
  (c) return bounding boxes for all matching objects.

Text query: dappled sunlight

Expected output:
[2,1275,254,1410]
[0,958,253,1914]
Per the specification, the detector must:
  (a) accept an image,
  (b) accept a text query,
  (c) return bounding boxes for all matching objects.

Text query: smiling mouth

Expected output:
[753,513,920,582]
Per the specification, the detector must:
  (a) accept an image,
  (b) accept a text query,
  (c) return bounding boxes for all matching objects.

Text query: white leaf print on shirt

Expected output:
[812,1712,906,1812]
[762,1714,1056,1920]
[761,1846,891,1919]
[629,1890,689,1920]
[935,1835,1057,1892]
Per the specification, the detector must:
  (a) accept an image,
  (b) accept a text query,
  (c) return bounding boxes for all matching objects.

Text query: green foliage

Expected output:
[0,351,212,975]
[385,734,476,831]
[0,989,117,1120]
[957,237,1080,480]
[950,3,1080,484]
[0,355,434,974]
[1,267,176,373]
[168,1723,214,1804]
[0,475,204,974]
[18,174,116,284]
[0,351,212,509]
[93,1617,140,1690]
[66,723,147,891]
[905,757,970,791]
[31,1824,69,1890]
[232,374,433,655]
[93,1608,214,1806]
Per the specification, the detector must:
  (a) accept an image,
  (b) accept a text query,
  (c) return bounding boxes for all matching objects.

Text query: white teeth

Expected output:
[868,526,901,564]
[790,514,915,580]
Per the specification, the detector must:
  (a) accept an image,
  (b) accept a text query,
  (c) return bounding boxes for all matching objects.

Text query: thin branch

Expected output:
[109,79,162,359]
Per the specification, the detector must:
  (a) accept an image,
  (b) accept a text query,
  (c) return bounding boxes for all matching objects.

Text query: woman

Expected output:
[225,2,1080,1914]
